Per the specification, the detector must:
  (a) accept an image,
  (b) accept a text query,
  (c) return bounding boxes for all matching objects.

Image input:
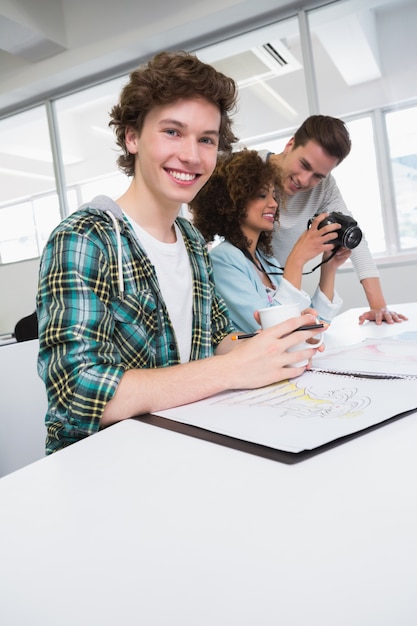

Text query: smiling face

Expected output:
[126,97,221,212]
[241,184,278,243]
[279,137,339,196]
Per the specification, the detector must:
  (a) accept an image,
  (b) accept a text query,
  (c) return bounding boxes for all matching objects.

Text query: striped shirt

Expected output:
[37,196,232,454]
[259,150,380,281]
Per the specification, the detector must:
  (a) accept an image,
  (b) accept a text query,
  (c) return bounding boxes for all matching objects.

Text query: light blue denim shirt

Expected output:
[209,240,343,333]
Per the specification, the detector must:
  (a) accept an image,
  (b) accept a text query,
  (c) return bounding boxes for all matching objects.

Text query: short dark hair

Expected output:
[189,149,284,257]
[293,115,351,164]
[109,51,238,177]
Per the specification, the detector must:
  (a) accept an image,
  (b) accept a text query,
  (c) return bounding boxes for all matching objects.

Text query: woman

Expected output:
[189,149,351,333]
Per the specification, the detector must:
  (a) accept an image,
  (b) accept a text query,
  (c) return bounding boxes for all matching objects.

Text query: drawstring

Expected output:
[105,210,125,301]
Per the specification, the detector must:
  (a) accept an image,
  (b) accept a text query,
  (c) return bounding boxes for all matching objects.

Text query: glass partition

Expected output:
[54,75,130,214]
[385,105,417,250]
[331,116,385,253]
[0,106,59,263]
[308,0,417,254]
[1,0,417,265]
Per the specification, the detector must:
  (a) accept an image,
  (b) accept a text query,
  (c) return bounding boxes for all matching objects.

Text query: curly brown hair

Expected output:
[189,149,285,256]
[109,50,238,177]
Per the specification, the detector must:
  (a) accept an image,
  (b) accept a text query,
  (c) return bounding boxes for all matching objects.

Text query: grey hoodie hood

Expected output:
[80,194,126,301]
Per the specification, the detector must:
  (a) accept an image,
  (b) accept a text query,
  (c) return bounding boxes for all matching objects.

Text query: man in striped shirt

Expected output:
[262,115,407,326]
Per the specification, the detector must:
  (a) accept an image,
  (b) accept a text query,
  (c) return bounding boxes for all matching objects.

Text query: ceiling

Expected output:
[1,0,415,194]
[0,0,407,121]
[0,0,317,115]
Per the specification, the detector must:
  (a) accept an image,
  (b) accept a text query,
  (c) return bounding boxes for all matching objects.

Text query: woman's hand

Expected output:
[323,245,351,270]
[283,213,342,290]
[287,213,341,266]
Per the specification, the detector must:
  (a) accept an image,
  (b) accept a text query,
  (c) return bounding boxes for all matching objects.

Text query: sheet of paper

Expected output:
[155,371,417,453]
[311,335,417,378]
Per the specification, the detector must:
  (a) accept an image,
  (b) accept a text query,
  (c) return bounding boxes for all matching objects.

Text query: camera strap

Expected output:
[301,247,339,275]
[240,246,338,277]
[239,248,284,275]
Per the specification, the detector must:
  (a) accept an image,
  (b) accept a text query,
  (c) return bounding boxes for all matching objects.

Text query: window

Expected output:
[308,0,417,255]
[385,105,417,250]
[0,0,416,265]
[54,76,129,214]
[0,106,59,263]
[195,0,417,258]
[331,116,385,254]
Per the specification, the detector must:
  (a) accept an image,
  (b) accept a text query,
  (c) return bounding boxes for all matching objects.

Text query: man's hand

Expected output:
[358,308,408,325]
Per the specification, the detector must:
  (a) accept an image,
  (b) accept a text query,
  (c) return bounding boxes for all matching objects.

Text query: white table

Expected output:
[0,339,47,477]
[1,303,416,626]
[324,300,415,348]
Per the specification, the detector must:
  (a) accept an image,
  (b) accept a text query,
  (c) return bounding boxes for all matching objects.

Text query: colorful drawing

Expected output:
[213,379,371,420]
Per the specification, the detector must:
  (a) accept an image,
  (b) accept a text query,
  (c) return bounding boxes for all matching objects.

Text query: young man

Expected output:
[262,115,407,326]
[37,51,324,454]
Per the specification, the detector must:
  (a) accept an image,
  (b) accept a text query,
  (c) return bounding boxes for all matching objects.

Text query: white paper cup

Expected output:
[259,303,300,329]
[258,303,323,367]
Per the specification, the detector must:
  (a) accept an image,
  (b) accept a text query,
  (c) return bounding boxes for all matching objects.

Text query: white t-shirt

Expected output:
[126,216,193,363]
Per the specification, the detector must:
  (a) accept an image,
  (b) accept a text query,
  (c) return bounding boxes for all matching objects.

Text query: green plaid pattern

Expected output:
[37,202,232,454]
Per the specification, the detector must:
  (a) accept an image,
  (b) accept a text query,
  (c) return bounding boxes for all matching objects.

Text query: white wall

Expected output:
[0,258,39,333]
[0,339,47,477]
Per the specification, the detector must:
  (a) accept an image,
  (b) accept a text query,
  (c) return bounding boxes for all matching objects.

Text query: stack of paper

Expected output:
[311,333,417,379]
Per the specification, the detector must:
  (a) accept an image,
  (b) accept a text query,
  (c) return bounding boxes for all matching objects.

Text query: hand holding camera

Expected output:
[307,211,362,250]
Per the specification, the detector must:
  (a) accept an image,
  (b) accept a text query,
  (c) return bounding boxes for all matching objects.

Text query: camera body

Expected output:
[308,211,362,250]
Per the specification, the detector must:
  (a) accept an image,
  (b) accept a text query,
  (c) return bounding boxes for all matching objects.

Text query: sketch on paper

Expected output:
[211,379,371,420]
[156,371,417,453]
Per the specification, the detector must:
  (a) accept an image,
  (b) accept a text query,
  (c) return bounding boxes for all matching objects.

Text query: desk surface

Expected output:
[0,333,16,346]
[1,302,416,626]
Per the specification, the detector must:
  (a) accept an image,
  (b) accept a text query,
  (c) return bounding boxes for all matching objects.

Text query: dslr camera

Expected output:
[307,211,362,250]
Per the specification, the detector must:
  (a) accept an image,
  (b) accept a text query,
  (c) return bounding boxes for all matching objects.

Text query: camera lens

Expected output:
[307,211,363,250]
[340,225,362,249]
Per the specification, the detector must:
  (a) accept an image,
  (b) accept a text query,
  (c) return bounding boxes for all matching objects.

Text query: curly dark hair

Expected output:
[189,149,285,257]
[109,50,238,177]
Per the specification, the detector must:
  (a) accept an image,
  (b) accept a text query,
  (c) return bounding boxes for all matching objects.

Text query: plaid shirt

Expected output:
[37,196,232,454]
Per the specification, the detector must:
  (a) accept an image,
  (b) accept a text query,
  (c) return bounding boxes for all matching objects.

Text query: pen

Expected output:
[231,333,258,340]
[231,324,324,341]
[295,323,324,332]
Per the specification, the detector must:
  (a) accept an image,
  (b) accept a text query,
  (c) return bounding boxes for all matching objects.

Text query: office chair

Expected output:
[14,311,38,342]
